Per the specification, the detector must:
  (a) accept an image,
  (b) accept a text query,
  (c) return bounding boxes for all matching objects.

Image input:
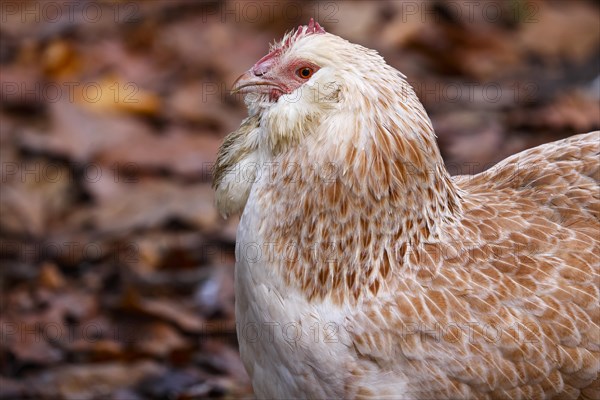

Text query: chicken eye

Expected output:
[297,67,313,79]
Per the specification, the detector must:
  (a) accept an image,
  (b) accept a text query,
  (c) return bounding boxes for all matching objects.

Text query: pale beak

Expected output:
[231,70,285,95]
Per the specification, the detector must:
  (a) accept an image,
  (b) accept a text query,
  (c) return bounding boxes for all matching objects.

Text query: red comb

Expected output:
[281,18,326,50]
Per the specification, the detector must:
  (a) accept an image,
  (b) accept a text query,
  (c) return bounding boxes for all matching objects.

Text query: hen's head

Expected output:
[231,19,413,150]
[233,19,328,104]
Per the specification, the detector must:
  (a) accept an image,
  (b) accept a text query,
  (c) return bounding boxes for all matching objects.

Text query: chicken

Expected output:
[212,19,600,399]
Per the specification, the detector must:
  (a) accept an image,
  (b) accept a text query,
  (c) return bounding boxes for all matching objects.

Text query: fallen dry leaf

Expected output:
[37,262,67,290]
[74,75,161,117]
[19,100,152,163]
[95,126,222,178]
[81,179,217,235]
[509,90,600,132]
[133,321,189,358]
[30,361,164,400]
[517,1,600,63]
[0,159,75,237]
[119,288,207,333]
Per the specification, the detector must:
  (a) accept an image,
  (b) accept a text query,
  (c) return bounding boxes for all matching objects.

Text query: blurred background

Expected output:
[0,0,598,399]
